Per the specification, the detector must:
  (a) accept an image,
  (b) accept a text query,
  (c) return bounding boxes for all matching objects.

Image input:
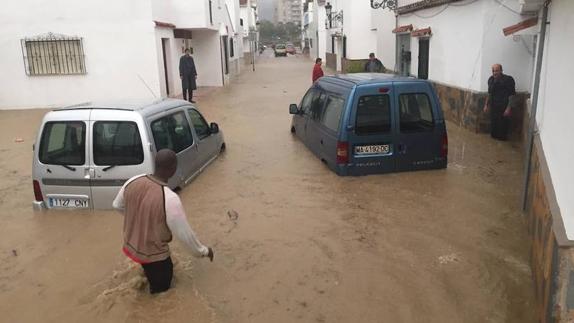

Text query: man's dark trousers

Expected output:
[141,256,173,294]
[182,75,194,102]
[490,104,510,140]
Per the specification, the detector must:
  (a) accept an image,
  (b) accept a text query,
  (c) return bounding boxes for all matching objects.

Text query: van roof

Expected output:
[321,73,424,87]
[54,98,191,117]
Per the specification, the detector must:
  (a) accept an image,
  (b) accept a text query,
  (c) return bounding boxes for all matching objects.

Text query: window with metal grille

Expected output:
[21,33,86,76]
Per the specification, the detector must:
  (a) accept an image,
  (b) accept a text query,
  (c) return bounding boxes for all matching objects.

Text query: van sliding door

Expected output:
[89,111,150,209]
[346,84,396,175]
[36,116,92,209]
[393,82,445,171]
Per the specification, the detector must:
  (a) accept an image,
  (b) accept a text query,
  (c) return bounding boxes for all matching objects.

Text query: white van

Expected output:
[32,99,225,210]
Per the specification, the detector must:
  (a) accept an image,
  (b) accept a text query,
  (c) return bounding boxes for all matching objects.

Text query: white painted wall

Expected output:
[535,0,574,239]
[479,1,535,92]
[0,0,159,109]
[151,0,210,29]
[342,0,376,59]
[396,0,534,92]
[310,0,327,61]
[372,8,396,72]
[192,30,224,86]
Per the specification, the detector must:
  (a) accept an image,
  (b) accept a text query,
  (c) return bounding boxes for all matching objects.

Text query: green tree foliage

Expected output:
[259,20,301,44]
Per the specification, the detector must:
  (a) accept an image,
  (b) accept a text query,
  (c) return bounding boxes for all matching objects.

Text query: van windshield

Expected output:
[355,95,391,135]
[39,121,85,165]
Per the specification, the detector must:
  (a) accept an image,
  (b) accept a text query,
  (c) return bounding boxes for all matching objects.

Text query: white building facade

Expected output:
[393,0,535,91]
[240,0,260,65]
[0,0,243,109]
[307,0,327,63]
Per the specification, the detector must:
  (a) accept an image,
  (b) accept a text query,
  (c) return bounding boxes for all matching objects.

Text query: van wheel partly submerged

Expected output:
[290,126,296,134]
[220,143,226,153]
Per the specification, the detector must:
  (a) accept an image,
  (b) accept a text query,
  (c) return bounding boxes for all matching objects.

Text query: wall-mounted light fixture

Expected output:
[324,2,343,29]
[370,0,396,10]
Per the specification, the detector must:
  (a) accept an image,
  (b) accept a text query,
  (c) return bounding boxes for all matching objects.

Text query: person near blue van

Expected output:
[483,63,516,141]
[364,53,385,73]
[113,149,214,294]
[312,57,324,83]
[179,48,198,103]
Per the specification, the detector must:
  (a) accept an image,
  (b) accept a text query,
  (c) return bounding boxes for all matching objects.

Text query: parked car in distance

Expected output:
[32,99,225,210]
[286,44,296,55]
[274,44,287,57]
[289,73,448,176]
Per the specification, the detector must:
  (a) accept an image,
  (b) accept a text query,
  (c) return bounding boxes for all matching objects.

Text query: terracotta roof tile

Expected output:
[503,17,538,36]
[411,27,432,37]
[393,24,413,33]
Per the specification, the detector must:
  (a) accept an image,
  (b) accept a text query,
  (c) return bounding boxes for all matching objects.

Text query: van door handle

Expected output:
[320,139,323,145]
[84,167,95,179]
[398,143,406,153]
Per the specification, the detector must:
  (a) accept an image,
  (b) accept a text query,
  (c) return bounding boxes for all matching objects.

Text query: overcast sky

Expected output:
[259,0,276,21]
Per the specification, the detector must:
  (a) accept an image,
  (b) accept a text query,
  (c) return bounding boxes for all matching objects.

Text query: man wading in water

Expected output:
[113,149,214,294]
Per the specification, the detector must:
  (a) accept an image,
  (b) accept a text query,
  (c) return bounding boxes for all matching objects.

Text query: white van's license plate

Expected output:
[354,144,390,155]
[48,197,89,208]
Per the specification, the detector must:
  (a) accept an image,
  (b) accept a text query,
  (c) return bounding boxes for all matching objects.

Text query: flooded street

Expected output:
[0,52,535,322]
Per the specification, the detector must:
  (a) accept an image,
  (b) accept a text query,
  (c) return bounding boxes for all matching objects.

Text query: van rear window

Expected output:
[399,93,434,132]
[93,121,143,166]
[355,95,391,135]
[39,121,85,165]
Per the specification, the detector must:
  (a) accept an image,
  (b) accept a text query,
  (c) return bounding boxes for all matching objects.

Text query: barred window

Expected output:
[21,33,86,76]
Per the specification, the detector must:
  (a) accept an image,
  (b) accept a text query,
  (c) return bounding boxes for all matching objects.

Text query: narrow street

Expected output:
[0,51,535,322]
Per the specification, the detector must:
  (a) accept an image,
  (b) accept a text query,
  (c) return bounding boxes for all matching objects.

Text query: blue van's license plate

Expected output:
[48,197,89,208]
[354,144,390,155]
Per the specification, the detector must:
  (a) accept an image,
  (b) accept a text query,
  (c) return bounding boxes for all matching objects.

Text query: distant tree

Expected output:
[258,20,301,44]
[258,20,276,43]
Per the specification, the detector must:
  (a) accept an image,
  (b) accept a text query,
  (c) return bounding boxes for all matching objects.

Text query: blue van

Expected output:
[289,73,447,176]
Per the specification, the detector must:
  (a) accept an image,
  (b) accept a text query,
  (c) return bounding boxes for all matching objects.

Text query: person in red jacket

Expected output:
[312,58,324,83]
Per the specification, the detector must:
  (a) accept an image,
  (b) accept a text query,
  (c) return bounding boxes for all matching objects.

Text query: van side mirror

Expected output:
[210,122,219,134]
[289,104,299,115]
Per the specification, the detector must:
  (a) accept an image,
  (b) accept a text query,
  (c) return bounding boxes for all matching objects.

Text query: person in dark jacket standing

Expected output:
[312,58,324,83]
[483,64,516,140]
[364,53,384,73]
[179,49,197,103]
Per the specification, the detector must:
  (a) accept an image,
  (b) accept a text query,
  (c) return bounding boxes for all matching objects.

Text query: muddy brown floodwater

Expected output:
[0,52,535,323]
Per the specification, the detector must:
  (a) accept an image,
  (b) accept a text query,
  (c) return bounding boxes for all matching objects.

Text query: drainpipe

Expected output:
[394,13,399,74]
[521,1,551,211]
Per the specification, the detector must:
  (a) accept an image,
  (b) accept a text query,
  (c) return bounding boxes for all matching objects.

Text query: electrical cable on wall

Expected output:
[493,0,522,15]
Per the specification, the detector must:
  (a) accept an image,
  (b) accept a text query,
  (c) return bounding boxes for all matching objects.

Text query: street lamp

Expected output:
[370,0,396,10]
[325,2,332,29]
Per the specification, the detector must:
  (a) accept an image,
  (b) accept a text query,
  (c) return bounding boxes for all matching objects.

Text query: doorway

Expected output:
[397,34,411,76]
[418,38,429,80]
[161,38,171,96]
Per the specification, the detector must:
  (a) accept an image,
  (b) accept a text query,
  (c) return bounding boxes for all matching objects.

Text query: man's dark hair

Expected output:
[185,48,190,53]
[315,58,322,64]
[369,53,375,58]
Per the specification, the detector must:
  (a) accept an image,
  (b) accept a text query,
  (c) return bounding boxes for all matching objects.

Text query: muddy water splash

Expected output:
[0,51,534,322]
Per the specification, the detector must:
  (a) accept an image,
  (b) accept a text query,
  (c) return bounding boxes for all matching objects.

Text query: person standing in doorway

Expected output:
[113,149,214,294]
[483,64,516,140]
[179,49,198,103]
[364,53,385,73]
[312,58,324,83]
